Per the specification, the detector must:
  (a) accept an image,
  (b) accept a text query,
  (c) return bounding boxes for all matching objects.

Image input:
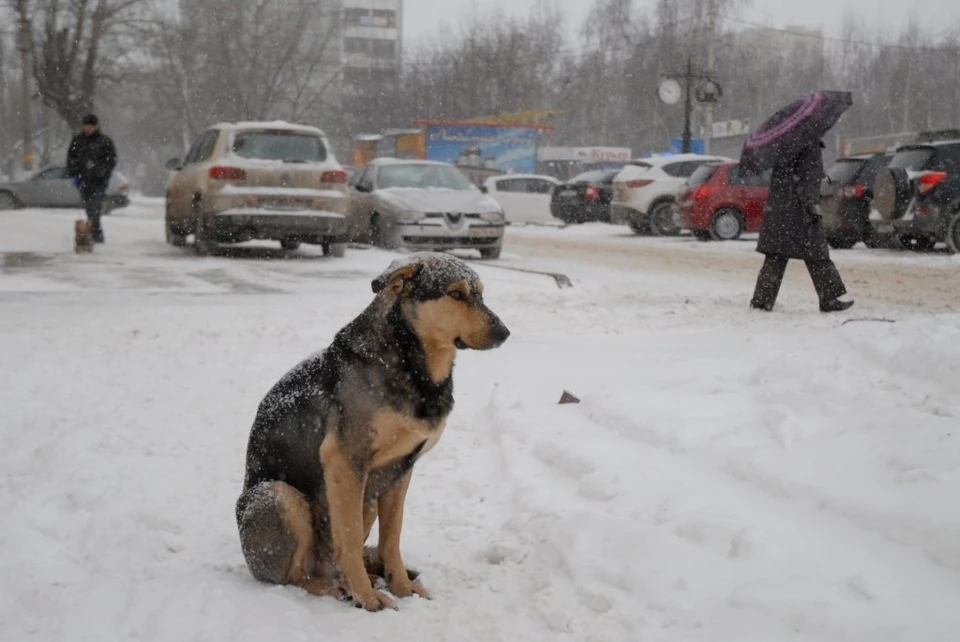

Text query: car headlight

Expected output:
[395,210,424,223]
[480,209,505,223]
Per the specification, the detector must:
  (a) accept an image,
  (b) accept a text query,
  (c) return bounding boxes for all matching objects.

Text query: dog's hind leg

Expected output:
[236,481,346,598]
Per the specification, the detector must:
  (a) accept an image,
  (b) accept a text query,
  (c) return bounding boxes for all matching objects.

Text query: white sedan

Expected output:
[481,174,562,226]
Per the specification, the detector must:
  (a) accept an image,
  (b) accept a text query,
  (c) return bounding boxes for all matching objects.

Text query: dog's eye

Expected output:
[448,290,466,301]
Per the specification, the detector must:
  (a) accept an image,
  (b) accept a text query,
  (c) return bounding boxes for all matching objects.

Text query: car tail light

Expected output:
[918,171,947,194]
[625,179,654,189]
[584,184,600,200]
[691,185,714,201]
[321,170,348,184]
[117,183,129,192]
[840,184,866,199]
[209,166,247,180]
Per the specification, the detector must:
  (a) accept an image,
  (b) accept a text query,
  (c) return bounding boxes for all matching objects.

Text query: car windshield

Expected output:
[826,160,866,185]
[687,164,717,186]
[889,148,933,171]
[377,164,474,190]
[570,170,616,184]
[231,131,328,163]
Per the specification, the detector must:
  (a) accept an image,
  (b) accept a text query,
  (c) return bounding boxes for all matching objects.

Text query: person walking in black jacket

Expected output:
[67,114,117,243]
[750,140,854,313]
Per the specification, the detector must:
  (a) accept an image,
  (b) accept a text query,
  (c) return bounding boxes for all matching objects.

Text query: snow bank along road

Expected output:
[2,202,959,641]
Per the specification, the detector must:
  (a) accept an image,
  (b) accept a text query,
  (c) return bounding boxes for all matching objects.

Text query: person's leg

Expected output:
[805,260,852,311]
[85,188,105,242]
[750,254,788,310]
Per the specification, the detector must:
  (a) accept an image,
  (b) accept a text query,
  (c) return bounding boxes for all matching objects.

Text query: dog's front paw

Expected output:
[388,573,431,600]
[352,588,397,612]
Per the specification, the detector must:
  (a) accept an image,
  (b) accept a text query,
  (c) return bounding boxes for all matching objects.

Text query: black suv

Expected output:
[820,152,891,249]
[871,139,960,252]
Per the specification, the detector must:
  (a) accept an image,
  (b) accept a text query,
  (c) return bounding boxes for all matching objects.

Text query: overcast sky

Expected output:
[403,0,960,46]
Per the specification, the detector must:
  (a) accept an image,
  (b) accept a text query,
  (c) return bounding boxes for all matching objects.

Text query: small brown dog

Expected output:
[75,219,94,253]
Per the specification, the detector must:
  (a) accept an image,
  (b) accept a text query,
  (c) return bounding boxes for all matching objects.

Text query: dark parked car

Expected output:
[871,139,960,252]
[676,162,770,241]
[550,169,618,224]
[0,165,130,213]
[819,152,891,249]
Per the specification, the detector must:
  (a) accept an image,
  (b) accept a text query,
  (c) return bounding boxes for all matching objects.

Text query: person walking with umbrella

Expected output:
[740,91,855,313]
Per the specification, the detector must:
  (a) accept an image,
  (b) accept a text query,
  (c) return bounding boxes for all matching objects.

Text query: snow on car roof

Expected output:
[632,153,734,166]
[212,121,328,138]
[369,158,451,166]
[485,174,560,183]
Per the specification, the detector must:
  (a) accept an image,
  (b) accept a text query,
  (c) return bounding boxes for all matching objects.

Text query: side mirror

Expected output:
[165,157,182,171]
[354,183,369,193]
[479,185,488,194]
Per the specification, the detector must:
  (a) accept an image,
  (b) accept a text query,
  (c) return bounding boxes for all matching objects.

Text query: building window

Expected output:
[372,10,397,27]
[370,39,396,59]
[344,8,370,26]
[344,37,367,54]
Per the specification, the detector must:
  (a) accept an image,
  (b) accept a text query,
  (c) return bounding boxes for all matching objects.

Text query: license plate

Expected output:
[262,201,301,211]
[559,190,576,197]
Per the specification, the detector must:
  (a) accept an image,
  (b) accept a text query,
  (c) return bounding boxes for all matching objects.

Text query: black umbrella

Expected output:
[739,91,853,176]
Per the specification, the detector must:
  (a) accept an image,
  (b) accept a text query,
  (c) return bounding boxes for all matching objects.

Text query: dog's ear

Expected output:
[371,263,421,294]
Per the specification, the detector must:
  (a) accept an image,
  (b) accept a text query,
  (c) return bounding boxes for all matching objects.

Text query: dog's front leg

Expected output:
[320,435,396,611]
[378,469,430,599]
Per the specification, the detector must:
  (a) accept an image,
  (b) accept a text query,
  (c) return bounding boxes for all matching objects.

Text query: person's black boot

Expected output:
[820,298,854,313]
[750,299,774,311]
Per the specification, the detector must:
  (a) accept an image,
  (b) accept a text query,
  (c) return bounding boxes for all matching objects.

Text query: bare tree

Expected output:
[21,0,151,127]
[148,0,342,142]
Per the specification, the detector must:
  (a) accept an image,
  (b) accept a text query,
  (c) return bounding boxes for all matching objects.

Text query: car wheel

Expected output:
[192,200,216,256]
[480,245,502,260]
[322,242,346,258]
[281,238,301,251]
[946,212,960,254]
[628,216,650,235]
[709,208,744,241]
[873,168,912,221]
[0,191,21,210]
[901,235,936,251]
[371,214,399,249]
[649,200,680,236]
[165,218,188,247]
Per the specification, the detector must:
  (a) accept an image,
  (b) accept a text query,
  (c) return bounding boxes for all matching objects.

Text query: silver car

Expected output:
[349,159,506,259]
[0,165,130,212]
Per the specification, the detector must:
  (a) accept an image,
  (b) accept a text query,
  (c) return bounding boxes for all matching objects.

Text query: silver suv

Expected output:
[164,122,349,256]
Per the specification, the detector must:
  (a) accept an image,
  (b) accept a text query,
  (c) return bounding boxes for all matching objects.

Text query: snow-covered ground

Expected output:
[2,200,959,641]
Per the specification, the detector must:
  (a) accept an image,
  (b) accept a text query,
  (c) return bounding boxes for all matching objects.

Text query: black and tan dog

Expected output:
[236,252,510,610]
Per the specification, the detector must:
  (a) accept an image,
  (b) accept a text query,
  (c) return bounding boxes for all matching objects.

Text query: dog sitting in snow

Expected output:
[236,252,510,611]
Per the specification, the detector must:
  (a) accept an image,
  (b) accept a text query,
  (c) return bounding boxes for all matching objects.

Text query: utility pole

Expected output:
[16,0,34,172]
[660,57,717,154]
[682,58,694,153]
[702,0,719,154]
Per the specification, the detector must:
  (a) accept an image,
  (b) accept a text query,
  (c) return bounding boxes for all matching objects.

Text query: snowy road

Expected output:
[2,201,959,641]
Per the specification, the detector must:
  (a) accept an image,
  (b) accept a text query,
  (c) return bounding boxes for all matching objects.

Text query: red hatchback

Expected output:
[676,162,771,240]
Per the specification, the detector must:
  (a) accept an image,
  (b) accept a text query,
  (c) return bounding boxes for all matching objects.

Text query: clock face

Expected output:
[658,79,682,105]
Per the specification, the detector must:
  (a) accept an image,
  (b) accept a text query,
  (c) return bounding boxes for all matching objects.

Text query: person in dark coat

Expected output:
[750,140,854,313]
[67,114,117,243]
